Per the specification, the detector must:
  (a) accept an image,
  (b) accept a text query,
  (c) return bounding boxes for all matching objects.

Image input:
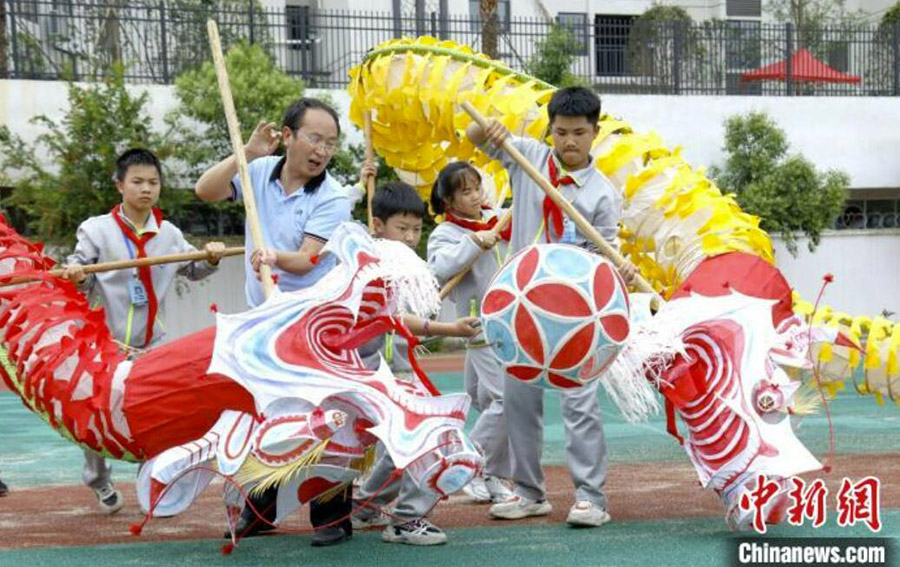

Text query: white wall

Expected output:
[772,229,900,318]
[3,81,897,190]
[0,80,362,169]
[602,94,900,190]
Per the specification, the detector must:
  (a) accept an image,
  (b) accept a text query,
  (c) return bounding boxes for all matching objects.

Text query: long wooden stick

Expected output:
[462,102,661,307]
[439,208,512,299]
[1,247,245,287]
[364,110,376,233]
[207,20,275,299]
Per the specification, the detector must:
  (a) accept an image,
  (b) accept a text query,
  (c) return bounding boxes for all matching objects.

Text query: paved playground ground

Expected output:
[1,356,897,566]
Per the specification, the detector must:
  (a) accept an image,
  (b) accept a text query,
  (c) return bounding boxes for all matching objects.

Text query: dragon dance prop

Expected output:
[0,219,481,543]
[347,37,891,529]
[347,36,898,404]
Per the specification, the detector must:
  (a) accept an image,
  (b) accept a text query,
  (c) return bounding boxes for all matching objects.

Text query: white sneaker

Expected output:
[351,509,390,529]
[462,475,491,503]
[484,476,515,503]
[489,494,552,520]
[382,519,447,546]
[93,482,124,514]
[566,501,611,527]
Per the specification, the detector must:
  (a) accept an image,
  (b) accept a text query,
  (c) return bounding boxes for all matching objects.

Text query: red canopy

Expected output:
[740,48,861,84]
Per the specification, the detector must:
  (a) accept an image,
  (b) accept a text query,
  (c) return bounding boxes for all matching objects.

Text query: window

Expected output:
[468,0,511,33]
[286,5,312,48]
[827,42,850,73]
[558,13,588,56]
[726,0,762,18]
[835,199,899,230]
[14,0,40,24]
[594,15,634,77]
[726,20,761,69]
[49,0,73,38]
[285,5,318,79]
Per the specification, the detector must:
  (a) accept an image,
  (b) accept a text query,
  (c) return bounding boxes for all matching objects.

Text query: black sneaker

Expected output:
[0,478,8,497]
[382,519,447,546]
[224,510,278,539]
[224,488,279,539]
[310,525,351,547]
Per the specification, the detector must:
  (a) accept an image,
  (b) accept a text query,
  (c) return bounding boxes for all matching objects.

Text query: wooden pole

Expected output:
[207,19,275,299]
[2,248,245,287]
[461,101,661,307]
[439,208,511,299]
[364,110,376,233]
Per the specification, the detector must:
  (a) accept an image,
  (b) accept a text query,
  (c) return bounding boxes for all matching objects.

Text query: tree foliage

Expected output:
[167,40,305,185]
[627,5,700,92]
[883,2,900,27]
[525,22,586,87]
[711,111,847,255]
[767,0,864,29]
[0,66,173,247]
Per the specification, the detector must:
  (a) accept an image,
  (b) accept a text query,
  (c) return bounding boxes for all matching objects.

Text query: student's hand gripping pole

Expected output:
[0,248,246,287]
[460,101,662,309]
[364,110,376,233]
[207,20,275,299]
[439,208,512,299]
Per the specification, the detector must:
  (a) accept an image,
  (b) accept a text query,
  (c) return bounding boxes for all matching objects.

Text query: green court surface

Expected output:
[1,371,898,566]
[0,513,895,567]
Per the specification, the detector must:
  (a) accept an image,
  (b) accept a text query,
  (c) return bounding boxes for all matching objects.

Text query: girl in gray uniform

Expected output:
[426,162,514,504]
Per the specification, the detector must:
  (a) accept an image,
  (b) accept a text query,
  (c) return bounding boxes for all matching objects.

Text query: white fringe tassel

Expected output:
[599,295,687,423]
[372,238,442,318]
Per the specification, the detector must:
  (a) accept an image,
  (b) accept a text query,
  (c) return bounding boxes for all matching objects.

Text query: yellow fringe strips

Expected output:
[348,36,898,404]
[236,439,331,497]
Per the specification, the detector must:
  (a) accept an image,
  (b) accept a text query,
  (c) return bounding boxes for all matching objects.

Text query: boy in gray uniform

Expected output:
[426,162,514,503]
[352,182,480,545]
[466,86,633,527]
[62,148,225,514]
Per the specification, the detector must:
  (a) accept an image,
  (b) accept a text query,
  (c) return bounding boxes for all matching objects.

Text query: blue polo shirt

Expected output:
[232,156,351,307]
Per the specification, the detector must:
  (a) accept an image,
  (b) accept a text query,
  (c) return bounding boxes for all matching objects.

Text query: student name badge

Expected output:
[560,215,577,244]
[129,276,148,307]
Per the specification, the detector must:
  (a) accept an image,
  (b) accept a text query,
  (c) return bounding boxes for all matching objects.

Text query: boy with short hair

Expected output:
[352,181,477,546]
[466,86,631,528]
[62,148,226,514]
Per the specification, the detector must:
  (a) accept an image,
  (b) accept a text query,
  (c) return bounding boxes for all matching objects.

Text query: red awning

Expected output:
[740,48,861,84]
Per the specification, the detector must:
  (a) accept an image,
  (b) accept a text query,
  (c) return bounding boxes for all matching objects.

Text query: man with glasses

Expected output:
[196,98,362,547]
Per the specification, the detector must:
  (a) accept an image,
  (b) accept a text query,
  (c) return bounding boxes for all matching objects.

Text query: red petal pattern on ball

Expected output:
[507,365,542,382]
[516,247,539,290]
[547,372,582,389]
[592,263,616,310]
[514,305,544,364]
[550,323,595,370]
[482,289,515,315]
[600,314,630,343]
[525,284,591,317]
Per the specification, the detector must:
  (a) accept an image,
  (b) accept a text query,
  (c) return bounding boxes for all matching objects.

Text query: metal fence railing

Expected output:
[2,0,899,95]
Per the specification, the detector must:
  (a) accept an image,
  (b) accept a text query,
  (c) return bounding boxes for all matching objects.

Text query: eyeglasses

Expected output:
[293,130,339,154]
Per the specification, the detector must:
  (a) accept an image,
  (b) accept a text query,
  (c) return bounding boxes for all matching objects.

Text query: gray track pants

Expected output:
[464,346,512,478]
[82,449,111,491]
[356,444,440,523]
[504,377,608,508]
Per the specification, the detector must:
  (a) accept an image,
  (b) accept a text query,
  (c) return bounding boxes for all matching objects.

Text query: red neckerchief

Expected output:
[544,155,576,242]
[444,206,511,241]
[110,204,164,347]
